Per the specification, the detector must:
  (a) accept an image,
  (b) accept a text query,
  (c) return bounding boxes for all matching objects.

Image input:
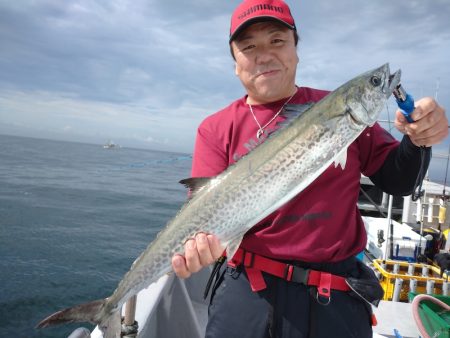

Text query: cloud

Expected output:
[0,0,449,161]
[0,86,230,152]
[296,0,450,91]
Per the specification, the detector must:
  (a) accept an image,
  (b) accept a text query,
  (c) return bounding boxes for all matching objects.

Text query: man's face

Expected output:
[231,21,299,104]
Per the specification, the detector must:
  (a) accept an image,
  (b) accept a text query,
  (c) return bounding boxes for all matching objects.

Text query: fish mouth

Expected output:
[386,68,401,98]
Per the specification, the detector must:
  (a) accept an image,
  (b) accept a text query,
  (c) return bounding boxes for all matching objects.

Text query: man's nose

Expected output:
[255,46,274,64]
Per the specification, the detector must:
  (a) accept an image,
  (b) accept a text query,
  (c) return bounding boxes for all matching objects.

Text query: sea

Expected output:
[0,134,192,338]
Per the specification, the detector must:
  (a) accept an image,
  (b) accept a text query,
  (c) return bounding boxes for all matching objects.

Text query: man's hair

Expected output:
[230,28,299,61]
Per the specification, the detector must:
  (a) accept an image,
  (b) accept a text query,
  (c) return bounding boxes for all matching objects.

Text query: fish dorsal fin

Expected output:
[257,103,314,142]
[179,177,211,197]
[277,103,314,130]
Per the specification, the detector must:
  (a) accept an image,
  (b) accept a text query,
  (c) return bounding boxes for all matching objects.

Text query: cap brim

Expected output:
[229,16,295,43]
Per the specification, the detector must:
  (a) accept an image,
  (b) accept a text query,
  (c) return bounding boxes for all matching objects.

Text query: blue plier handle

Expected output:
[393,84,415,123]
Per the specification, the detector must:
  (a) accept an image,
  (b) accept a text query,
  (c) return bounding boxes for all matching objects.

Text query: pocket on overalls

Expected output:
[346,260,384,307]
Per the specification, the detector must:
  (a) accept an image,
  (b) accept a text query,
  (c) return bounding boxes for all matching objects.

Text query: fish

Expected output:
[37,63,401,337]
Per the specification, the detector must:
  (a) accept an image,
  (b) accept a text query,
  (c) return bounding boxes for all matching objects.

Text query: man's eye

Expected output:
[272,39,284,44]
[242,44,255,52]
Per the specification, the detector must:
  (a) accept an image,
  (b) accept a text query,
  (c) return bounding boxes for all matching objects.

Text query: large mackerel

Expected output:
[37,63,401,337]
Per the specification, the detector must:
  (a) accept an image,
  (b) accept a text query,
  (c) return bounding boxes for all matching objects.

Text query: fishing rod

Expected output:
[442,142,450,199]
[439,142,450,231]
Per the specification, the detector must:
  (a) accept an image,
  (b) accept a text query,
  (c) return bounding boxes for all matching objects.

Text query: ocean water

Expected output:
[0,134,192,338]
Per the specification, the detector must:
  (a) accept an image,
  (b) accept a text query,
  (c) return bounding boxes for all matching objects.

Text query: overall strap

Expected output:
[228,248,350,298]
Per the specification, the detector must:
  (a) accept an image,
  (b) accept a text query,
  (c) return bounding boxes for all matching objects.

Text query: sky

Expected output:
[1,0,449,181]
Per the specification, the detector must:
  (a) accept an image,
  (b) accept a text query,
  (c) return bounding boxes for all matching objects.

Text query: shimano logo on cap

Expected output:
[237,4,284,20]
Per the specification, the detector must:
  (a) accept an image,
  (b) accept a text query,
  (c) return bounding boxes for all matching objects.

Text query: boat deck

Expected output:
[89,267,423,338]
[373,301,420,337]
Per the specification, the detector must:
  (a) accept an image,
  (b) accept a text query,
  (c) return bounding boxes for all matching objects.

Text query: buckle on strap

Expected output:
[284,265,310,285]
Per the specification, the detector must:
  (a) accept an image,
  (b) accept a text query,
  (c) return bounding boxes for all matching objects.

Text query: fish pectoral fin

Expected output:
[225,236,244,261]
[333,147,348,170]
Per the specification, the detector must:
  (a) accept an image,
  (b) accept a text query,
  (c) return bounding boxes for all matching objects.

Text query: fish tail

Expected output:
[36,298,107,328]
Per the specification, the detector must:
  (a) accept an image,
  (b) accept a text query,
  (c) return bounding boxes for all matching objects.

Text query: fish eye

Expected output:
[370,76,382,87]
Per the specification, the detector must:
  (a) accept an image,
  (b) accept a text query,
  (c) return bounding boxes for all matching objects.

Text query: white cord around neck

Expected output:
[248,91,296,139]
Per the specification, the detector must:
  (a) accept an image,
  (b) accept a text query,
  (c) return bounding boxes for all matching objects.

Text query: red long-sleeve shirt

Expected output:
[192,86,399,262]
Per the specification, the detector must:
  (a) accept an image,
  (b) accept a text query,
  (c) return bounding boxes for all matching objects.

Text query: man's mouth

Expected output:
[255,69,279,78]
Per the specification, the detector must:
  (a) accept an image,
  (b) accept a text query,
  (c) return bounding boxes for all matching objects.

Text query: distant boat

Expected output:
[103,140,120,149]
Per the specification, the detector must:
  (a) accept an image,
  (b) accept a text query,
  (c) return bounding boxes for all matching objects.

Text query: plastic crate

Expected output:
[408,292,450,338]
[372,259,448,301]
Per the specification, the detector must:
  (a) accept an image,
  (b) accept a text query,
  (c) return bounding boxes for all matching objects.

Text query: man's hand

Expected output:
[394,97,448,147]
[171,233,224,279]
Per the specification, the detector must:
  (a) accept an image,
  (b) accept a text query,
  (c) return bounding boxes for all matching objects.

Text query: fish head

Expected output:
[344,63,401,128]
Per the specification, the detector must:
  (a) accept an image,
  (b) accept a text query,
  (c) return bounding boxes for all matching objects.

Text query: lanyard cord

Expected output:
[411,146,427,202]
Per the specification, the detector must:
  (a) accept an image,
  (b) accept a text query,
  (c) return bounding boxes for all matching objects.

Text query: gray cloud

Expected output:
[0,0,449,167]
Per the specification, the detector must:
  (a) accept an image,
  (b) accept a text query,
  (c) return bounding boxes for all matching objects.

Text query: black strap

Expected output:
[411,146,427,201]
[369,135,431,197]
[203,256,226,300]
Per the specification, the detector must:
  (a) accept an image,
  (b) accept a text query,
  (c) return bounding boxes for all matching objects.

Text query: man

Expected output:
[172,0,448,337]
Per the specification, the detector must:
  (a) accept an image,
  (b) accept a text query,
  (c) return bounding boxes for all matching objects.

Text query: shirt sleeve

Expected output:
[369,136,431,196]
[191,120,229,178]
